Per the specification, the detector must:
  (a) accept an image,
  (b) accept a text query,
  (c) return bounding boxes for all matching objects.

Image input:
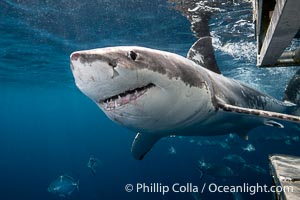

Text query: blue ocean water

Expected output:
[1,0,299,199]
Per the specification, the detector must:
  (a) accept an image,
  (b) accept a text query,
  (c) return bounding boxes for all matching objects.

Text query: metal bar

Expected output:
[275,47,300,66]
[258,0,300,67]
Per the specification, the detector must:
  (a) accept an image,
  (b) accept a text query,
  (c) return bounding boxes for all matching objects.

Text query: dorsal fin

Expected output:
[187,37,221,74]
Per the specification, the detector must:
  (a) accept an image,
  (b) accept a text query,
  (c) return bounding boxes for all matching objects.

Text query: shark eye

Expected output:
[128,51,138,61]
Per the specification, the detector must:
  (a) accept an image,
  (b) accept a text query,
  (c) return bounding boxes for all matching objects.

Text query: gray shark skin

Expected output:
[70,43,300,160]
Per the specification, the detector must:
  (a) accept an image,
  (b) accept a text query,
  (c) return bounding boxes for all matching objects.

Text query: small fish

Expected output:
[291,136,299,142]
[225,134,241,147]
[223,154,246,165]
[242,144,255,152]
[197,159,210,169]
[48,175,79,198]
[219,141,230,149]
[197,160,236,178]
[87,155,100,175]
[190,139,196,144]
[196,139,212,146]
[168,146,176,155]
[285,139,292,145]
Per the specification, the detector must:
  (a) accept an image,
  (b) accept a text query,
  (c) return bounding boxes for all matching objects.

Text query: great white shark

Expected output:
[70,37,300,160]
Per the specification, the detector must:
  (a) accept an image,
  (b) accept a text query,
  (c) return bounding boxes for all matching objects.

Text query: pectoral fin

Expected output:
[218,103,300,124]
[131,132,162,160]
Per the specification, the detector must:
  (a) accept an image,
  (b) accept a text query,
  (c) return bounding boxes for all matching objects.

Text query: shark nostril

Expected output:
[108,60,119,78]
[108,60,117,68]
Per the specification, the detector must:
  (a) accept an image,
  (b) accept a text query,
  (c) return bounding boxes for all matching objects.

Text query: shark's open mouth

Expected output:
[100,83,155,111]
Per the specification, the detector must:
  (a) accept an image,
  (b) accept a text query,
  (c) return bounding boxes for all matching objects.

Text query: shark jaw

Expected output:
[70,46,214,133]
[99,83,155,111]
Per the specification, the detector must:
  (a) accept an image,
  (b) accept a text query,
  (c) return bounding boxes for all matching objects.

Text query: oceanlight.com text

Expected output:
[208,183,293,195]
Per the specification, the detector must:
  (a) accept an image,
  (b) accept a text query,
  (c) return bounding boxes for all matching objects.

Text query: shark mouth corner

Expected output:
[100,83,155,111]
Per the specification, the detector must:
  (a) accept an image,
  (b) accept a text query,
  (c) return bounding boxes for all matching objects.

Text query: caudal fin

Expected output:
[284,69,300,116]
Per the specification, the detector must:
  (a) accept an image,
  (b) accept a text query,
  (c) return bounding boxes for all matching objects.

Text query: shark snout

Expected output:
[70,50,122,89]
[70,50,116,69]
[70,52,81,61]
